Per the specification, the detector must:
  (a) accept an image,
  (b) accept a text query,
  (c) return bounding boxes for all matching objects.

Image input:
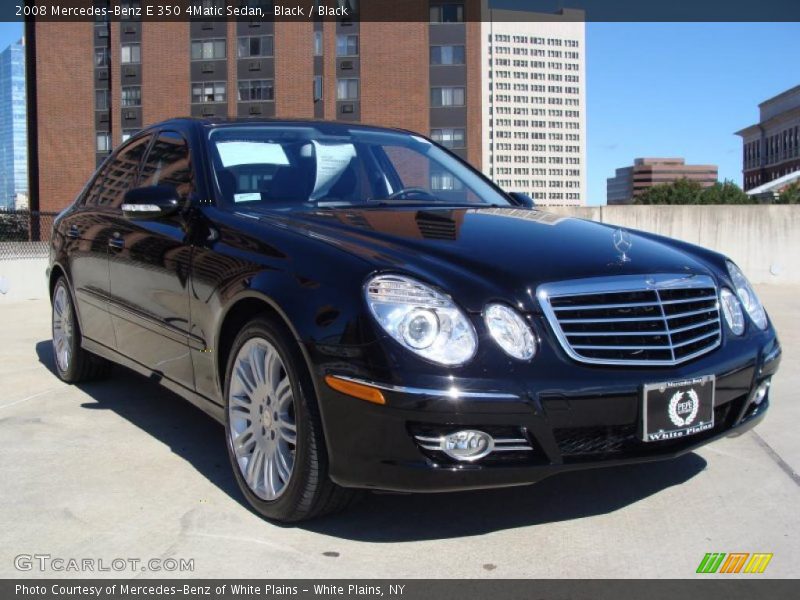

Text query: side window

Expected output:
[95,135,152,208]
[81,162,113,207]
[139,131,193,199]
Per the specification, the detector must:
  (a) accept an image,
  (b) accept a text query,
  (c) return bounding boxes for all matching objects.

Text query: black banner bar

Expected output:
[4,0,800,23]
[3,580,800,600]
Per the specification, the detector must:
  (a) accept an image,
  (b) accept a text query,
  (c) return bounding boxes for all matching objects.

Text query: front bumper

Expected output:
[310,330,782,493]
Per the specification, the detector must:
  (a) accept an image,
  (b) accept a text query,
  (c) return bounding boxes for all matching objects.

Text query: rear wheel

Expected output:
[224,316,360,522]
[51,277,112,383]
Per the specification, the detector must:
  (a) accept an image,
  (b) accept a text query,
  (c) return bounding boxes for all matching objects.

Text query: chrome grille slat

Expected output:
[664,307,718,320]
[537,274,722,367]
[660,295,718,305]
[559,315,665,324]
[669,318,720,334]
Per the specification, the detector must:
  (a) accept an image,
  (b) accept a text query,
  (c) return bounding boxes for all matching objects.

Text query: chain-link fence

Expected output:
[0,210,58,260]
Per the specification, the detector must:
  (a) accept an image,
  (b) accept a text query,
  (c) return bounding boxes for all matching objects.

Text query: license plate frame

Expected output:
[642,375,716,442]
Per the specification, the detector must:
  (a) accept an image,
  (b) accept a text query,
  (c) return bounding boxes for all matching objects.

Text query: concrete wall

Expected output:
[0,257,48,303]
[547,205,800,284]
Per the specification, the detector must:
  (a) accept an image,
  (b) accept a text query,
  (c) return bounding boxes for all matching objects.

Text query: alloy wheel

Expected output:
[52,284,73,374]
[228,337,298,501]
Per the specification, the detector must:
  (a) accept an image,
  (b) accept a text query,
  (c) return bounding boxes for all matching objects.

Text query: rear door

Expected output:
[59,163,116,348]
[106,130,196,389]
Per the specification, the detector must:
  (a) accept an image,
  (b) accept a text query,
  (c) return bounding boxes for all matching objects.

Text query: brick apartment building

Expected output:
[606,157,718,205]
[736,84,800,191]
[25,1,586,213]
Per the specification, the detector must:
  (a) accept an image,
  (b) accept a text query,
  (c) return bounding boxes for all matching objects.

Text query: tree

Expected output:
[635,178,704,205]
[776,182,800,204]
[698,180,751,204]
[634,178,753,205]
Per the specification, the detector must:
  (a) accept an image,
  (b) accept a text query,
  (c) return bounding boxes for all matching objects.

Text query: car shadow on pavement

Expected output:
[37,340,708,542]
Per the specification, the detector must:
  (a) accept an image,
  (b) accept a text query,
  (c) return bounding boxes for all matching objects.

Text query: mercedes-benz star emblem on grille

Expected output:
[668,389,700,427]
[612,228,633,263]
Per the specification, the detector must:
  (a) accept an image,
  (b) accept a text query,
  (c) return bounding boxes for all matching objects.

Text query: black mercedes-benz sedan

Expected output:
[48,118,781,522]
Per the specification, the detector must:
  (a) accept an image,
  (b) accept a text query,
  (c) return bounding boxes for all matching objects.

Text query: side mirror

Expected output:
[508,192,535,209]
[121,184,180,220]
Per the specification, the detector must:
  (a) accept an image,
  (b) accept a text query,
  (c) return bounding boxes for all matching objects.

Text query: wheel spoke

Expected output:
[265,349,281,391]
[235,360,258,396]
[246,446,264,489]
[279,422,297,445]
[249,344,266,387]
[265,454,277,498]
[274,378,292,408]
[276,446,292,483]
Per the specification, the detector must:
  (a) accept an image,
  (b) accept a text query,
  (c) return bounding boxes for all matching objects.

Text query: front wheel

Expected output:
[223,316,360,522]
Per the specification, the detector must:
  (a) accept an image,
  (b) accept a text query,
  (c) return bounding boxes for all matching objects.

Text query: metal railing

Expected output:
[0,210,58,260]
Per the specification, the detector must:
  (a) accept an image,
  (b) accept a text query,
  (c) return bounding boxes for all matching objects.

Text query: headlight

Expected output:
[484,303,536,360]
[719,288,745,336]
[365,274,477,365]
[727,261,768,330]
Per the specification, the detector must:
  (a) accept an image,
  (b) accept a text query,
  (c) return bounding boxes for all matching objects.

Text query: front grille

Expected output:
[538,274,721,366]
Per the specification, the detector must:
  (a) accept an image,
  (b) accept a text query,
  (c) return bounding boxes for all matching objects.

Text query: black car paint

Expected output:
[49,118,781,493]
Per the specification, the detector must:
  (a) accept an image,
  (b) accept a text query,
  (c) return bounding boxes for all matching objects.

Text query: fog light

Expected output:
[753,380,770,406]
[442,430,494,461]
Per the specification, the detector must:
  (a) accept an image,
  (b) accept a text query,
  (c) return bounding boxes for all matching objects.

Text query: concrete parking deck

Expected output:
[0,287,797,578]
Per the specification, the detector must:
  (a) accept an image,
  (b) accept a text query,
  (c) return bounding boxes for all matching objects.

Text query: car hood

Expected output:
[257,207,715,313]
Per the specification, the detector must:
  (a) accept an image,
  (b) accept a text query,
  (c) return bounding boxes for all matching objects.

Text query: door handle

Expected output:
[108,233,124,250]
[66,225,80,239]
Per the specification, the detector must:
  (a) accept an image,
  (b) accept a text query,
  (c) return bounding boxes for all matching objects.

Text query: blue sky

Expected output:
[1,20,799,204]
[586,22,800,204]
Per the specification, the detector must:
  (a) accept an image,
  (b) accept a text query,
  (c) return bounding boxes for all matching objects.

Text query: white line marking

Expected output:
[0,388,60,410]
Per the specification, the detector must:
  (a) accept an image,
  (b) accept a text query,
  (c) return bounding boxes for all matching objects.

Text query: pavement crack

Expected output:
[751,430,800,487]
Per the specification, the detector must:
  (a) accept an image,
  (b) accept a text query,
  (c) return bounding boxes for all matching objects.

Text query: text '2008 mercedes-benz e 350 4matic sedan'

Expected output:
[48,118,781,522]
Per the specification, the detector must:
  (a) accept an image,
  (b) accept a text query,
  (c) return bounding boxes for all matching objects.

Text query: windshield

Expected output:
[207,125,512,209]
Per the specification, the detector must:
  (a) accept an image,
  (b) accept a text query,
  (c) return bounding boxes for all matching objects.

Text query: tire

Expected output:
[51,277,113,383]
[223,316,360,522]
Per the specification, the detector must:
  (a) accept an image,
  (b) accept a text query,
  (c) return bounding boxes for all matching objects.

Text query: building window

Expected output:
[430,45,465,65]
[121,86,141,107]
[96,133,110,152]
[191,39,226,61]
[431,171,464,190]
[121,43,141,64]
[431,128,465,149]
[337,78,359,101]
[95,48,108,67]
[121,129,139,143]
[313,31,323,56]
[431,86,465,107]
[95,89,109,111]
[192,81,226,103]
[430,3,464,23]
[238,79,274,102]
[238,35,273,58]
[336,34,359,57]
[313,75,323,102]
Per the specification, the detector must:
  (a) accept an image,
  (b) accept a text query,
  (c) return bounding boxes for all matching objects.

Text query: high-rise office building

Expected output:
[481,8,586,205]
[736,85,800,191]
[606,158,718,205]
[25,1,586,212]
[0,38,28,210]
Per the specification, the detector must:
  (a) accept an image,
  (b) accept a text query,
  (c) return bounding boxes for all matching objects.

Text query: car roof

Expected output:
[142,117,419,138]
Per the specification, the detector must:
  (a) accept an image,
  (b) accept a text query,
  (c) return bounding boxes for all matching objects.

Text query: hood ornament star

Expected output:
[612,228,633,263]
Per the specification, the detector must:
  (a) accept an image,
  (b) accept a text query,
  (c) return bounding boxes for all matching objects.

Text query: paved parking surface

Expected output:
[0,287,797,578]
